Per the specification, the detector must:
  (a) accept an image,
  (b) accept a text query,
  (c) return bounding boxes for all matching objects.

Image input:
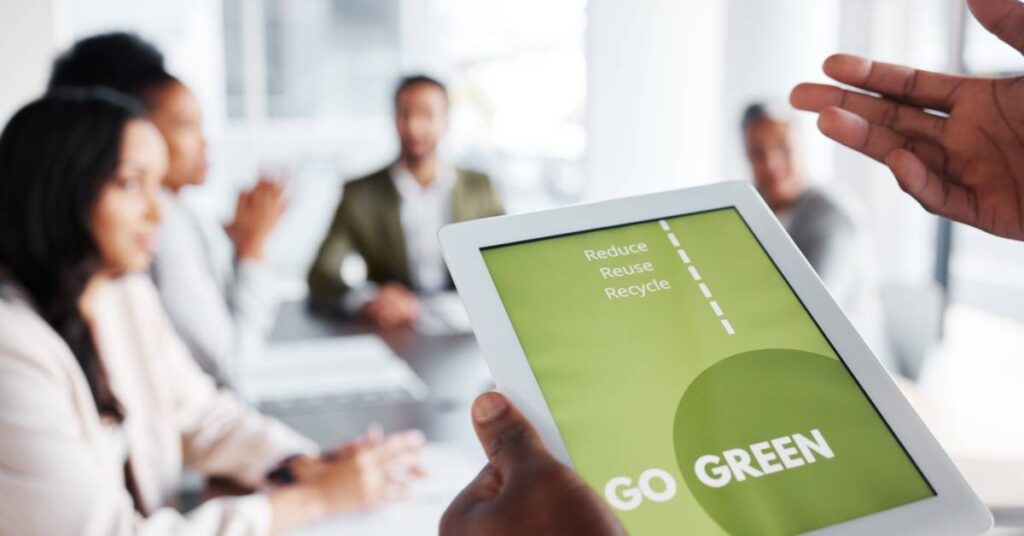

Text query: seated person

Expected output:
[307,75,504,327]
[741,102,892,369]
[0,90,423,536]
[49,33,286,386]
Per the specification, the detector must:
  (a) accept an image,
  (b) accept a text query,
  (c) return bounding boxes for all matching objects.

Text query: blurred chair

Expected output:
[879,281,944,380]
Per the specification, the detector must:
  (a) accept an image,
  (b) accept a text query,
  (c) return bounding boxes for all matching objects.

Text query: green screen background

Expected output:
[480,208,933,535]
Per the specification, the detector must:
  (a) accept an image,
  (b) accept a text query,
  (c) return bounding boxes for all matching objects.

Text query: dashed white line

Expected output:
[659,219,735,336]
[709,301,724,317]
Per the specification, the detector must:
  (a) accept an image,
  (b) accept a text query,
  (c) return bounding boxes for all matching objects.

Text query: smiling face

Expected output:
[744,118,806,212]
[90,119,169,274]
[147,80,207,192]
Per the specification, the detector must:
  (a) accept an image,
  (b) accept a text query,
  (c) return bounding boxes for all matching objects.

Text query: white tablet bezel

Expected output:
[439,181,991,535]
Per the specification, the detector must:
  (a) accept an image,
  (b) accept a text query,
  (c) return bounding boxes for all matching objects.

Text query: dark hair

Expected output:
[394,74,448,107]
[48,32,176,108]
[740,101,794,132]
[0,89,146,420]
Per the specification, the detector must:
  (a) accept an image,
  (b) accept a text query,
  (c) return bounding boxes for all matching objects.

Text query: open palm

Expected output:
[790,0,1024,240]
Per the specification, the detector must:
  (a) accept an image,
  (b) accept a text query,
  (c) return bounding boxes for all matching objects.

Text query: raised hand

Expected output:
[226,178,288,261]
[790,0,1024,240]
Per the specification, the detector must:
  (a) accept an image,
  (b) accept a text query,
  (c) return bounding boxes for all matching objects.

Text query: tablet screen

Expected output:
[481,207,934,535]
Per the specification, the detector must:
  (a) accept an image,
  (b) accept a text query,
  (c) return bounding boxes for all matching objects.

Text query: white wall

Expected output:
[0,0,71,124]
[585,0,725,200]
[719,0,840,183]
[585,0,841,196]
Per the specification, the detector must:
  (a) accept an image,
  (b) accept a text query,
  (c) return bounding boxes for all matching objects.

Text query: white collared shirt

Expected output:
[390,162,457,293]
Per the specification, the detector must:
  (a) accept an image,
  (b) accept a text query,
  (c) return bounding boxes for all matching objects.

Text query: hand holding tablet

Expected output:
[441,391,626,536]
[440,182,992,535]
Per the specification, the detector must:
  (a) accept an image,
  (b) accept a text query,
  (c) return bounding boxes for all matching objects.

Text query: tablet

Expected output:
[439,182,992,536]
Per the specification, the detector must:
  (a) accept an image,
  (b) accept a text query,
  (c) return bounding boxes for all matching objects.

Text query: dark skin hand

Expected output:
[441,391,626,536]
[790,0,1024,241]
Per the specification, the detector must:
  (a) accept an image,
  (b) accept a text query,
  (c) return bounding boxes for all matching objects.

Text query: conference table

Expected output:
[265,300,494,449]
[262,300,493,534]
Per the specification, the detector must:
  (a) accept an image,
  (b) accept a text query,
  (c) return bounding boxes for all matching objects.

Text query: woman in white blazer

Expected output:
[0,91,423,536]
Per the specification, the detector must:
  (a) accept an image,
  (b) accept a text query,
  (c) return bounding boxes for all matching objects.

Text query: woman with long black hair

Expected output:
[0,90,423,536]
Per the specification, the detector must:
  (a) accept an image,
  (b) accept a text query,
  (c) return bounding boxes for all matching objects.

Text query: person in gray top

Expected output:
[741,102,892,369]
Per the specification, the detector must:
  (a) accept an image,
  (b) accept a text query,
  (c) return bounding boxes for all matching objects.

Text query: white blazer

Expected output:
[0,274,317,536]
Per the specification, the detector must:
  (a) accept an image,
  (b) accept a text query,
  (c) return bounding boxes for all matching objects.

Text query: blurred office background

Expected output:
[2,0,1023,471]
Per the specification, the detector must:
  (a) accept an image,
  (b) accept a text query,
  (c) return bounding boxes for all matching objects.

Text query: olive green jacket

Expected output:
[307,166,504,311]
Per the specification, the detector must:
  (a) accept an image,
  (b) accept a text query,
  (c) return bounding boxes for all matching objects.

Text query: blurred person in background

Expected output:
[0,90,424,536]
[741,101,893,370]
[49,33,284,386]
[307,75,505,328]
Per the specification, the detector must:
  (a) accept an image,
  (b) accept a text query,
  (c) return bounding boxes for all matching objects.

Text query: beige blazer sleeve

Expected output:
[159,306,319,486]
[0,324,269,535]
[0,278,318,536]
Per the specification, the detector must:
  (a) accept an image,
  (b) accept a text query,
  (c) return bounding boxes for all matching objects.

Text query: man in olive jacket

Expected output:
[308,75,503,326]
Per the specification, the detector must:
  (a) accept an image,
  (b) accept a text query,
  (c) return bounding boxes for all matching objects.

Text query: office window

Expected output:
[222,0,245,118]
[438,0,587,206]
[223,0,402,120]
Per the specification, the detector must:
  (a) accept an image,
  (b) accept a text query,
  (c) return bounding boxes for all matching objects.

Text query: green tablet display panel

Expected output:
[480,207,934,536]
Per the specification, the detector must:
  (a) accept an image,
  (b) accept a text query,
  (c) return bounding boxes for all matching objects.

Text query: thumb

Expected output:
[471,391,552,475]
[968,0,1024,54]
